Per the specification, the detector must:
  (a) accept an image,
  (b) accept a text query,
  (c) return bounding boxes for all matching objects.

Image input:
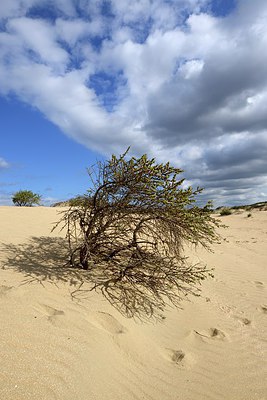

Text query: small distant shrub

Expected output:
[68,195,91,207]
[220,207,232,216]
[12,190,41,207]
[247,213,252,218]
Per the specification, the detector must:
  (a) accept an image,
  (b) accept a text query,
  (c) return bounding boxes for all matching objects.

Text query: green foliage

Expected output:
[55,149,222,318]
[12,190,41,207]
[220,207,232,216]
[68,195,91,207]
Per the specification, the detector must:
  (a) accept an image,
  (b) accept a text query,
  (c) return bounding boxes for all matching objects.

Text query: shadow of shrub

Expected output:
[1,236,205,321]
[1,236,83,286]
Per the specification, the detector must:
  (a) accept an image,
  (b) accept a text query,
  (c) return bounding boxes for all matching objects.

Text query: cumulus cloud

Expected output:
[0,158,9,169]
[0,0,267,205]
[7,17,69,66]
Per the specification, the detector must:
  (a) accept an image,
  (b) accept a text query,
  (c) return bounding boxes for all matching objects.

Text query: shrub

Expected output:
[220,207,232,216]
[68,195,90,207]
[55,149,222,318]
[12,190,41,207]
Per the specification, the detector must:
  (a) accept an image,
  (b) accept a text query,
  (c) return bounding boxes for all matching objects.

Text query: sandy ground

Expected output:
[0,206,266,400]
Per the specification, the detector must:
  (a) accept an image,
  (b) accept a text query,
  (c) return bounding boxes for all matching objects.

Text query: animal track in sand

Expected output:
[0,285,13,297]
[91,312,127,335]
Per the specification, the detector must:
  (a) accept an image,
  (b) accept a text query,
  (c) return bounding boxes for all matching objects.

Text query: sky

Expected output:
[0,0,267,207]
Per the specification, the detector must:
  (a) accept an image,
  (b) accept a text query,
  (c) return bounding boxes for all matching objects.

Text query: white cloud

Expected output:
[0,158,9,169]
[0,0,41,18]
[55,18,103,46]
[0,0,267,205]
[179,59,204,79]
[7,17,69,67]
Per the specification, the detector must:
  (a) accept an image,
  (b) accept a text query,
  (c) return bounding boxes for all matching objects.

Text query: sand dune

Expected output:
[0,206,266,400]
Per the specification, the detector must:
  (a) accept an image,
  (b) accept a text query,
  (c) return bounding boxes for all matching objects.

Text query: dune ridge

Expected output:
[0,206,266,400]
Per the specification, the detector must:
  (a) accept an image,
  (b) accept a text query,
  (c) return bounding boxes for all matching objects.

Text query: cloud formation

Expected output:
[0,0,267,205]
[0,157,9,169]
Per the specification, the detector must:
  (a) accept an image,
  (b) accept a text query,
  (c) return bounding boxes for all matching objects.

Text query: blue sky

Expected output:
[0,0,267,206]
[0,95,103,204]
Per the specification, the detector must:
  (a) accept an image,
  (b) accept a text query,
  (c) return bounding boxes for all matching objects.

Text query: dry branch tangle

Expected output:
[54,150,222,318]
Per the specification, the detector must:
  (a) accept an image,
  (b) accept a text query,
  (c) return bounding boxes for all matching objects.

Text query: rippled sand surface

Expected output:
[0,206,266,400]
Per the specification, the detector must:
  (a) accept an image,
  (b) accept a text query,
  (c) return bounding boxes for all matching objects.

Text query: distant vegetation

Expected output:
[52,196,89,208]
[12,190,41,207]
[54,149,222,318]
[219,207,232,216]
[231,201,267,211]
[217,201,267,217]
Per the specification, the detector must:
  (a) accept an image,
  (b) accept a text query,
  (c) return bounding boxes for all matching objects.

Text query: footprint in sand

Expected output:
[254,281,265,288]
[209,328,227,339]
[91,312,127,335]
[0,285,13,297]
[259,305,267,314]
[193,327,227,341]
[219,304,235,314]
[165,349,195,368]
[36,304,65,325]
[171,350,185,363]
[235,316,252,326]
